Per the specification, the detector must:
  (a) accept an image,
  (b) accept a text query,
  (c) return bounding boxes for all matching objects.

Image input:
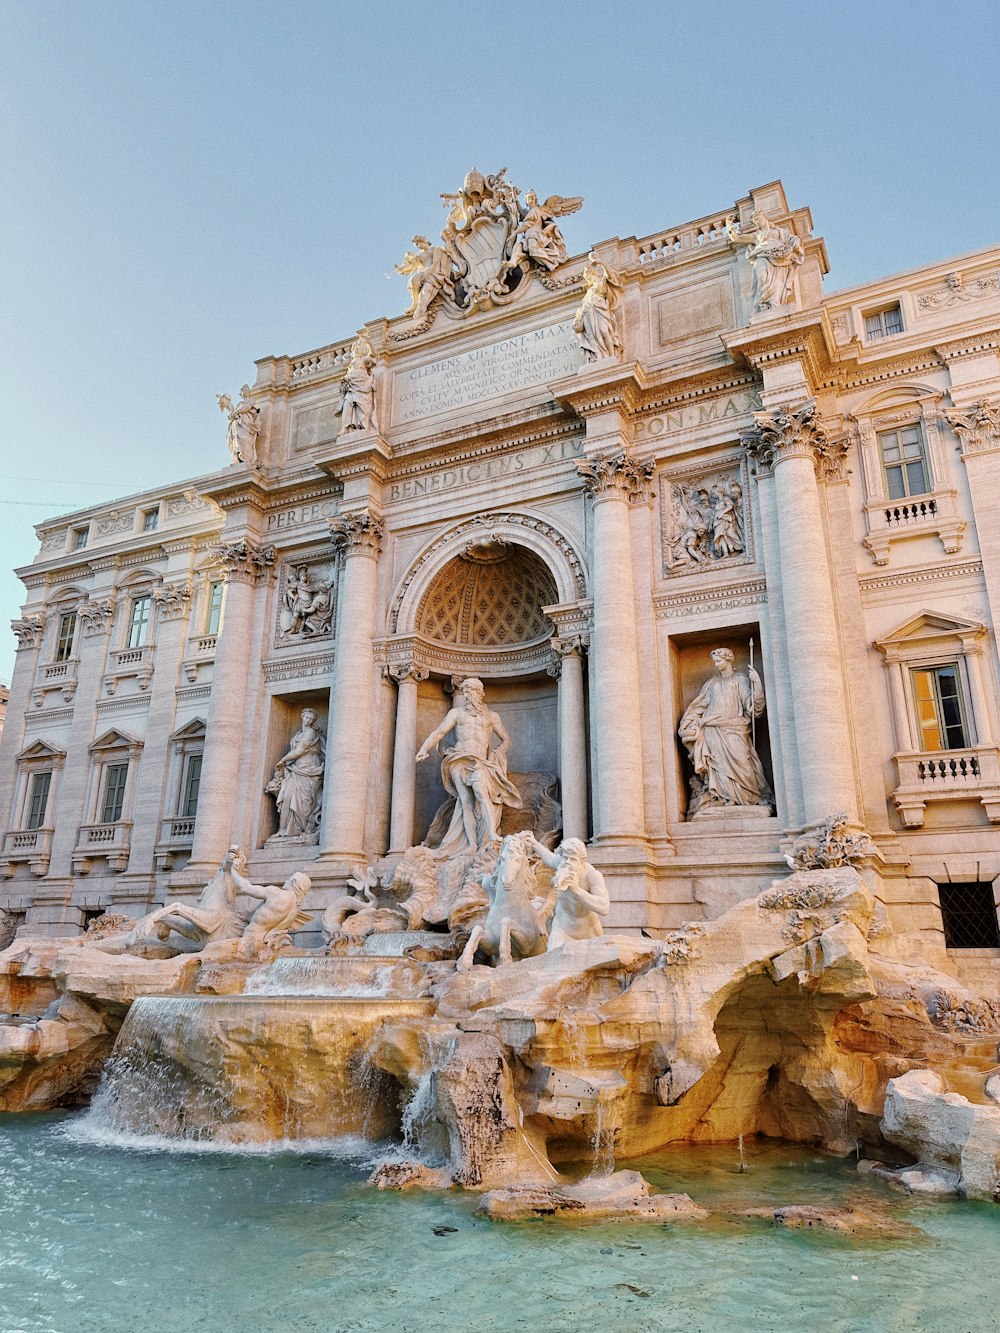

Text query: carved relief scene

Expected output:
[662,459,751,574]
[274,557,337,645]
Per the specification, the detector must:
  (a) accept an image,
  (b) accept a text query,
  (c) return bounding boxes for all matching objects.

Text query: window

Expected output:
[100,763,129,824]
[73,527,89,550]
[205,581,224,636]
[54,611,77,663]
[864,305,904,341]
[180,753,203,818]
[879,425,930,500]
[912,665,968,751]
[938,883,1000,949]
[142,508,159,532]
[26,771,52,830]
[127,596,152,649]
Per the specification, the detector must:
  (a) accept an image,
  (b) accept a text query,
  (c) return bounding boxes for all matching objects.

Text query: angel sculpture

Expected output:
[573,253,625,362]
[395,234,455,322]
[217,386,260,469]
[506,190,582,273]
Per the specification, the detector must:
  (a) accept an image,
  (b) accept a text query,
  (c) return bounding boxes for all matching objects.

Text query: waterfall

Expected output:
[245,957,392,997]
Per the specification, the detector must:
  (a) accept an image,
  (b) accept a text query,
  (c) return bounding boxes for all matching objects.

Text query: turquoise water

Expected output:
[1,1115,998,1333]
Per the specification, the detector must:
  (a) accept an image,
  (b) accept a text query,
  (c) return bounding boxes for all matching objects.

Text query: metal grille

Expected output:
[938,882,1000,949]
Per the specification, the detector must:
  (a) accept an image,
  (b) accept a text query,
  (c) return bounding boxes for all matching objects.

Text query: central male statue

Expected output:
[416,677,522,856]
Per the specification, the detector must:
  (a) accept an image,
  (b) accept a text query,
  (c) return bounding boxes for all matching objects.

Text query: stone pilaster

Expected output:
[187,541,274,872]
[576,450,653,840]
[742,402,858,826]
[552,634,589,841]
[320,510,384,862]
[0,614,47,840]
[948,401,1000,621]
[386,660,428,854]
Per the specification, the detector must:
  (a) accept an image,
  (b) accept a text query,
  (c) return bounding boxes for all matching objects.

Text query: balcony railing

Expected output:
[862,488,964,566]
[105,644,154,695]
[0,828,53,878]
[154,815,197,871]
[72,820,132,874]
[892,746,1000,828]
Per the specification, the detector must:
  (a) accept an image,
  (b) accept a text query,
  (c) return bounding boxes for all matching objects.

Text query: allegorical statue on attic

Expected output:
[339,334,378,433]
[573,252,624,361]
[396,168,582,323]
[217,386,260,468]
[725,209,804,312]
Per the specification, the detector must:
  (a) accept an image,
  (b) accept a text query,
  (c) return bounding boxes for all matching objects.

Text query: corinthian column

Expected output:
[187,540,274,871]
[386,660,428,853]
[742,402,858,825]
[576,451,653,840]
[0,614,47,842]
[948,401,1000,620]
[320,510,383,861]
[552,634,589,840]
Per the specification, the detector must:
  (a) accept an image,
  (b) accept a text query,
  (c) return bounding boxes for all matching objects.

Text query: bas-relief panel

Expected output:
[292,401,342,452]
[273,554,337,648]
[660,454,754,577]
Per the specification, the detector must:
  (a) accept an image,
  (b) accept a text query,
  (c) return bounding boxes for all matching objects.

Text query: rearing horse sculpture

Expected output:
[456,831,548,971]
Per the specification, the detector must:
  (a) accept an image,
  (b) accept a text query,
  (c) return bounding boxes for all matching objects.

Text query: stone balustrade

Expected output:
[634,210,731,266]
[289,338,355,384]
[892,745,1000,827]
[153,815,197,871]
[72,820,132,874]
[0,828,53,878]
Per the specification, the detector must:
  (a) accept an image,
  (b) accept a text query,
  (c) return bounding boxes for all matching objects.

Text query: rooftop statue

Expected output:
[339,334,378,433]
[573,253,624,361]
[396,168,581,324]
[725,209,803,312]
[217,385,260,468]
[416,677,523,857]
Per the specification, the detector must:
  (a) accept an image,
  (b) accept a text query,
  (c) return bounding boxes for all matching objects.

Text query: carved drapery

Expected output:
[329,509,384,558]
[741,400,849,481]
[211,539,276,585]
[576,450,654,504]
[947,400,1000,456]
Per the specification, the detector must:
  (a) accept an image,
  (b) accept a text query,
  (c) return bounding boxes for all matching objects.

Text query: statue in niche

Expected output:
[265,707,326,842]
[531,836,610,949]
[573,253,624,362]
[678,648,771,816]
[279,566,334,637]
[725,210,803,312]
[416,678,523,858]
[396,234,456,322]
[217,385,260,468]
[339,335,378,433]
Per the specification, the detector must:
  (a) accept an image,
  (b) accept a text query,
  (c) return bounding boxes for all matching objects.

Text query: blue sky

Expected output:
[2,0,999,682]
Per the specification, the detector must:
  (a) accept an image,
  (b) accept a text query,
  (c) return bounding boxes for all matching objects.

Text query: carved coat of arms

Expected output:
[395,167,582,330]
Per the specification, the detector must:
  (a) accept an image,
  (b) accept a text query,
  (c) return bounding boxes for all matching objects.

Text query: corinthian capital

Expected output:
[78,597,117,637]
[211,539,276,584]
[11,614,46,649]
[329,509,384,557]
[741,400,848,480]
[575,450,654,504]
[946,400,1000,456]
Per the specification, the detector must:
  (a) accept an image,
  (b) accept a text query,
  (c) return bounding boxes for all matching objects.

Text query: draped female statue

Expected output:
[266,708,326,841]
[678,648,771,816]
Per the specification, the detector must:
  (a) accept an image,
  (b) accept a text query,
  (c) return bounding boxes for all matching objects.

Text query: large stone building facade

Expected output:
[2,175,999,985]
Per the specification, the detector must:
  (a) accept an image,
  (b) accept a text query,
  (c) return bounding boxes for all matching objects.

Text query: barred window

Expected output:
[938,883,1000,949]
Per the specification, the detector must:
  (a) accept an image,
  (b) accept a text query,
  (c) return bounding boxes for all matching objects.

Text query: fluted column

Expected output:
[949,402,1000,640]
[576,451,652,840]
[320,510,383,861]
[743,402,858,825]
[187,540,274,870]
[386,661,428,854]
[553,635,589,840]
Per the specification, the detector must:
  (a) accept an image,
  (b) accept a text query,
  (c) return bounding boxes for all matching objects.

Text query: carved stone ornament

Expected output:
[95,509,135,538]
[783,812,876,871]
[393,167,582,329]
[329,509,384,557]
[152,583,192,621]
[572,252,624,362]
[166,489,218,519]
[917,270,1000,311]
[664,468,748,571]
[276,560,336,641]
[339,335,378,434]
[946,400,1000,456]
[725,210,803,312]
[741,401,849,480]
[384,660,429,684]
[211,539,276,584]
[552,632,589,657]
[575,450,654,504]
[78,598,117,637]
[11,614,46,649]
[217,386,260,469]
